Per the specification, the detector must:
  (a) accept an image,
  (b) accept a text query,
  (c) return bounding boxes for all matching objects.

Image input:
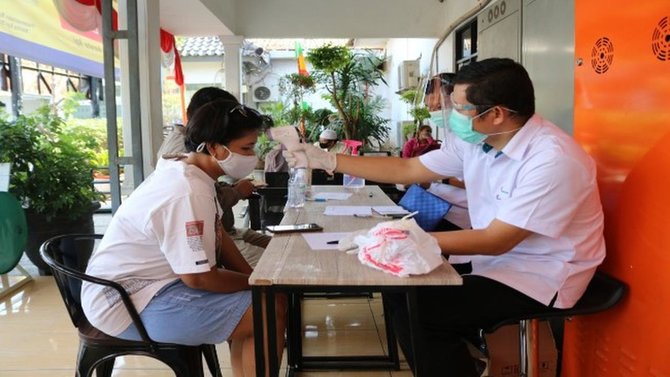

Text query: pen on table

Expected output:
[354,213,389,218]
[326,240,339,245]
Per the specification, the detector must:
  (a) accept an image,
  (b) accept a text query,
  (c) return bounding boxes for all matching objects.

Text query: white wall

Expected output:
[383,38,437,147]
[181,59,226,85]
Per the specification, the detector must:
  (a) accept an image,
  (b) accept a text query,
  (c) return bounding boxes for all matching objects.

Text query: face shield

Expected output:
[424,74,454,132]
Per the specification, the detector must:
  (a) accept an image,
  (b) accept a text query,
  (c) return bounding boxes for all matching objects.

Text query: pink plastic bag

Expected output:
[348,218,444,277]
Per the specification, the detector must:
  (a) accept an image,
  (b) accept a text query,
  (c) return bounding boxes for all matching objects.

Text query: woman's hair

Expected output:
[418,125,432,134]
[415,124,432,139]
[184,99,266,153]
[454,58,535,119]
[186,87,238,119]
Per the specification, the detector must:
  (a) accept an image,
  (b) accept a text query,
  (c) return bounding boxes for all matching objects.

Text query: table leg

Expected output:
[252,286,266,377]
[382,294,400,370]
[266,288,279,376]
[406,287,424,377]
[286,292,303,370]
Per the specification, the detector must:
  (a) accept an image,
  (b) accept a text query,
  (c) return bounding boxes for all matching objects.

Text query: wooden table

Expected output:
[249,186,463,377]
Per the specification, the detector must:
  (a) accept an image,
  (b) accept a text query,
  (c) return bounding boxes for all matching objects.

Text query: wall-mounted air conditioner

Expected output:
[252,85,275,102]
[398,60,420,91]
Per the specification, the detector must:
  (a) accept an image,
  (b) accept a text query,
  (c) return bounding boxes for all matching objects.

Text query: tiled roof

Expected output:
[178,36,225,57]
[177,37,352,57]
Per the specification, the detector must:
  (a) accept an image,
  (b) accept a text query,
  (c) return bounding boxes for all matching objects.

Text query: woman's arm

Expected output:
[180,267,250,292]
[217,231,253,274]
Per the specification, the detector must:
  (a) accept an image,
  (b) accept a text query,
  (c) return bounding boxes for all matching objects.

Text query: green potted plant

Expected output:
[0,105,103,274]
[306,44,390,146]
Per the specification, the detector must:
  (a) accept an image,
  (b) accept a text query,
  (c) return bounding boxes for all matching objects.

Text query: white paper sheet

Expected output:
[323,206,373,216]
[313,192,353,201]
[372,206,410,215]
[302,232,352,250]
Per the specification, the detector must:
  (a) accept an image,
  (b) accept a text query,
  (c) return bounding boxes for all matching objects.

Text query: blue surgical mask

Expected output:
[429,110,446,128]
[448,108,494,144]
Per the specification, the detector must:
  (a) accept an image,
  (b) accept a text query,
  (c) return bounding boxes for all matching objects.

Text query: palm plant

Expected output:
[398,89,431,139]
[307,44,390,145]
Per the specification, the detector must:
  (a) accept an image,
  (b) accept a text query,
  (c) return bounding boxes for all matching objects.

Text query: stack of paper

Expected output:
[371,206,410,216]
[313,192,353,201]
[323,206,373,216]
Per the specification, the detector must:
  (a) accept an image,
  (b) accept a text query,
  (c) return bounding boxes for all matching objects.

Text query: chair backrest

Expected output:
[253,187,288,229]
[40,233,156,345]
[264,171,289,187]
[359,151,392,157]
[312,170,343,185]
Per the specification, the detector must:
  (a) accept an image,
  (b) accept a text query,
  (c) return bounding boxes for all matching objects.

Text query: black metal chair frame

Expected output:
[40,233,222,377]
[247,187,288,231]
[479,271,627,377]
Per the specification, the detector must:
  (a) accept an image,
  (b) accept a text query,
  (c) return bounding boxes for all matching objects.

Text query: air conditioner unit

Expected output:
[252,85,275,102]
[398,60,420,91]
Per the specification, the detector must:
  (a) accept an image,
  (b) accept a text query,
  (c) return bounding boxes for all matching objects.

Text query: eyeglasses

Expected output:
[449,92,519,116]
[229,104,261,118]
[449,92,493,113]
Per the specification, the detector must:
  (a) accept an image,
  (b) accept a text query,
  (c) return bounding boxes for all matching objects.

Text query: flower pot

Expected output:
[24,202,101,275]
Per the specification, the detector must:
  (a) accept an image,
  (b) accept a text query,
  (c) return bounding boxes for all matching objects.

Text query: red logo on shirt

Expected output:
[185,221,204,237]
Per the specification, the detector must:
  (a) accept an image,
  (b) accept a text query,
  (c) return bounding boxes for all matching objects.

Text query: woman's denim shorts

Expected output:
[118,279,251,345]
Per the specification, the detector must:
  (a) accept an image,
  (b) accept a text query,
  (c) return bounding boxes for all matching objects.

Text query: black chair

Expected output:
[264,171,289,187]
[359,151,392,157]
[248,187,287,231]
[478,271,627,377]
[311,170,343,185]
[40,234,222,377]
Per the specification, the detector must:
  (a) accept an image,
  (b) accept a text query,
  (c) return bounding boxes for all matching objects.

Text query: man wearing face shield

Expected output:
[313,129,346,154]
[418,73,470,230]
[283,58,606,376]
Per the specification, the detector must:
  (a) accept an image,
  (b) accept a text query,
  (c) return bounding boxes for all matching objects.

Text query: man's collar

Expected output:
[499,114,541,161]
[479,114,540,160]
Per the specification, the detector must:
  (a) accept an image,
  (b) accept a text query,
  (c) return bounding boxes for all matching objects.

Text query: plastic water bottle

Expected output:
[287,167,308,208]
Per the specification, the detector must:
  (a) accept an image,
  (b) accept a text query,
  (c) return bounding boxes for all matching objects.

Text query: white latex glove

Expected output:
[337,229,369,253]
[283,143,337,174]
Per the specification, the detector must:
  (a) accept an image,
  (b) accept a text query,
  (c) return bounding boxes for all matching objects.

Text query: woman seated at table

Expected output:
[81,99,286,376]
[402,125,440,158]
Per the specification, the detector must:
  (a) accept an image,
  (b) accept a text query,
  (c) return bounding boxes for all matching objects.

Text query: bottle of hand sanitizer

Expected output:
[342,140,365,189]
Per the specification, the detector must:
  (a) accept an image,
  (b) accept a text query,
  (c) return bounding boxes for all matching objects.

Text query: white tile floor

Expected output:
[1,202,413,376]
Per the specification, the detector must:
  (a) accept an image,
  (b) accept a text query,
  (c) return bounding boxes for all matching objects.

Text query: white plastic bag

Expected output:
[345,218,444,277]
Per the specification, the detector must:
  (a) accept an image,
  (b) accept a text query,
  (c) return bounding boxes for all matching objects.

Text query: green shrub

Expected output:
[0,105,104,221]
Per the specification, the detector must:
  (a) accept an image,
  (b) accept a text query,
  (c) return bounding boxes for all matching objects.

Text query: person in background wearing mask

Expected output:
[402,124,440,158]
[82,99,286,376]
[157,86,271,268]
[423,72,469,231]
[314,129,346,154]
[283,58,606,376]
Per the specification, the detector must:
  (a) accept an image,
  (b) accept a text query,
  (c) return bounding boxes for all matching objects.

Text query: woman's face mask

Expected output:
[209,145,258,179]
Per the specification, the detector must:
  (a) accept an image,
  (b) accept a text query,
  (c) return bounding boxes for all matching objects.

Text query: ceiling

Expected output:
[159,0,450,39]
